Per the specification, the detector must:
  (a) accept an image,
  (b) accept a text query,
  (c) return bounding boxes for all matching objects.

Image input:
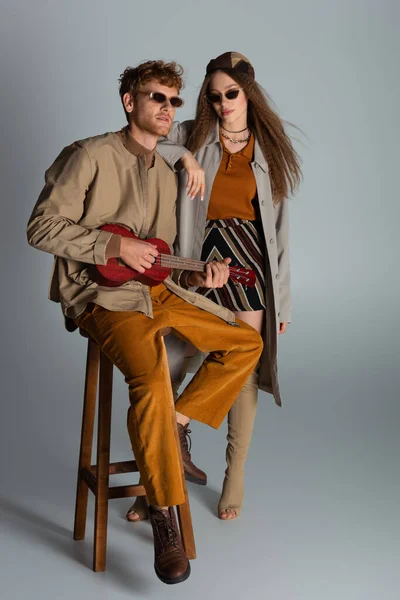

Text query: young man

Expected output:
[27,60,262,585]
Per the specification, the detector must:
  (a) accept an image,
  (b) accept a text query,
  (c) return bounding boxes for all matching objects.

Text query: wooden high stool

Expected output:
[73,329,196,572]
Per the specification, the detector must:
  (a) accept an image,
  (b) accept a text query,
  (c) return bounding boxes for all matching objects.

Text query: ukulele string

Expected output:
[152,255,250,274]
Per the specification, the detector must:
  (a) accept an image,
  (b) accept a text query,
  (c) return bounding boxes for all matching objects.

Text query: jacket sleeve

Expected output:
[27,142,117,266]
[156,120,194,169]
[274,198,291,323]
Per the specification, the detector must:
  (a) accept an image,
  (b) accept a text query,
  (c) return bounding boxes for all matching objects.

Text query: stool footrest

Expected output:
[80,468,97,495]
[89,460,140,476]
[80,468,146,499]
[108,484,146,499]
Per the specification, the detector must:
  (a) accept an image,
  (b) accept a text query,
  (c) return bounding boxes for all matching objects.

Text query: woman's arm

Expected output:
[156,120,194,168]
[157,120,205,200]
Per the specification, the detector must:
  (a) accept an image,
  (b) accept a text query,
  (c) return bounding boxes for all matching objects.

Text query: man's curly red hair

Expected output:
[119,60,184,122]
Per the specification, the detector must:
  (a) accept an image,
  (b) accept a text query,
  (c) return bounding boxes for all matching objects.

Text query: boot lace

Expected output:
[180,425,192,457]
[153,510,179,550]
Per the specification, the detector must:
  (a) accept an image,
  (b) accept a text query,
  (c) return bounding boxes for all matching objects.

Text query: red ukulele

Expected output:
[96,224,256,288]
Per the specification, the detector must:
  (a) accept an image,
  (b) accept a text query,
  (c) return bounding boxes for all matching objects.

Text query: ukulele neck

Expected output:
[159,254,206,271]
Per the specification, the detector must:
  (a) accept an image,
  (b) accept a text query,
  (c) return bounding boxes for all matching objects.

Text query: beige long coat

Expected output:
[158,121,292,406]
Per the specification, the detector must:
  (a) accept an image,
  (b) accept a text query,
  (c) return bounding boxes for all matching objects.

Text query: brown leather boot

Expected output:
[148,506,191,585]
[178,423,207,486]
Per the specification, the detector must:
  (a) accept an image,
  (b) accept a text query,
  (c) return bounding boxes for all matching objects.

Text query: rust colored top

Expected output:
[207,133,257,220]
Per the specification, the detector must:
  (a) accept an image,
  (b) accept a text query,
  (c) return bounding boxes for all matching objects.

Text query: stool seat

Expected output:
[73,330,196,572]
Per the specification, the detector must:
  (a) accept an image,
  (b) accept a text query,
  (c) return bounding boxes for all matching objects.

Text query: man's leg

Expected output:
[75,302,185,507]
[75,298,190,584]
[126,337,200,522]
[166,336,208,485]
[151,287,263,429]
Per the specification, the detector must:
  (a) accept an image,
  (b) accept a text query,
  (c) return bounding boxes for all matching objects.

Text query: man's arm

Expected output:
[27,142,119,266]
[156,120,193,168]
[28,142,160,273]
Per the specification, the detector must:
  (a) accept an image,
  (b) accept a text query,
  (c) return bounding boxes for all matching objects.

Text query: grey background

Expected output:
[0,0,399,599]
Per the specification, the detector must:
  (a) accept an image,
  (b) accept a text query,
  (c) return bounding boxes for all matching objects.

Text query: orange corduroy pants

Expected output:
[75,284,262,507]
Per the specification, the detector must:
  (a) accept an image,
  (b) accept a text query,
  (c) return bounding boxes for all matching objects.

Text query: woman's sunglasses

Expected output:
[205,88,242,104]
[140,91,184,108]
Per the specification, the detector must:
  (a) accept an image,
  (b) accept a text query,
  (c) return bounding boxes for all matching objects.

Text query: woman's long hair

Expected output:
[187,70,302,203]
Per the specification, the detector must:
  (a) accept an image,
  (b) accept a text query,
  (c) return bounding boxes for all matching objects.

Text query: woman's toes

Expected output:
[126,510,141,522]
[219,508,238,520]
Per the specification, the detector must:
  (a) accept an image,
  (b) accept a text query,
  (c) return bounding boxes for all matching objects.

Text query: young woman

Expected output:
[127,51,302,521]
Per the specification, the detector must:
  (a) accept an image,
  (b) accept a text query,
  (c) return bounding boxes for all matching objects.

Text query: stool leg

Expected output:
[177,502,196,560]
[93,351,113,572]
[175,438,197,560]
[165,337,196,560]
[74,339,100,541]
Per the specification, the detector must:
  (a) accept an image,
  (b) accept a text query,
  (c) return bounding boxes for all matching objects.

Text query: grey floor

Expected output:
[1,307,399,600]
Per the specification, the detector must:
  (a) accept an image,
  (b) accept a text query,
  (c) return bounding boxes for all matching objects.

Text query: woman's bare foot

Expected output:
[126,509,142,522]
[218,508,239,520]
[125,496,149,522]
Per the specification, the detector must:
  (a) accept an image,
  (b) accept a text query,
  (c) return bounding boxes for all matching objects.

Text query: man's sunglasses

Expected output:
[139,91,184,108]
[205,88,242,104]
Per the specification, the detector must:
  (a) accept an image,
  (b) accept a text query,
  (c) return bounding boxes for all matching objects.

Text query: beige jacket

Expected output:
[27,127,236,325]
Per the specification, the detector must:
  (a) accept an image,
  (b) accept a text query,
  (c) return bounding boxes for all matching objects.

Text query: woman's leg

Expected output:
[218,309,263,520]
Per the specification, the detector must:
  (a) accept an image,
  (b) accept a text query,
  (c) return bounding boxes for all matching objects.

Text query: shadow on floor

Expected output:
[0,496,152,594]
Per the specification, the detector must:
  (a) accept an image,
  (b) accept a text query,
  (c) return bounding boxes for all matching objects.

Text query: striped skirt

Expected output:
[196,218,266,312]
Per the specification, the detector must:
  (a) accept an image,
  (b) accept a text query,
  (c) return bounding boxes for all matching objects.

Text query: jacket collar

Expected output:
[119,126,155,168]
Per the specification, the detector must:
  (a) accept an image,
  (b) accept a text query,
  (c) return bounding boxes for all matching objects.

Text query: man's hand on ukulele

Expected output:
[120,237,158,274]
[188,258,231,288]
